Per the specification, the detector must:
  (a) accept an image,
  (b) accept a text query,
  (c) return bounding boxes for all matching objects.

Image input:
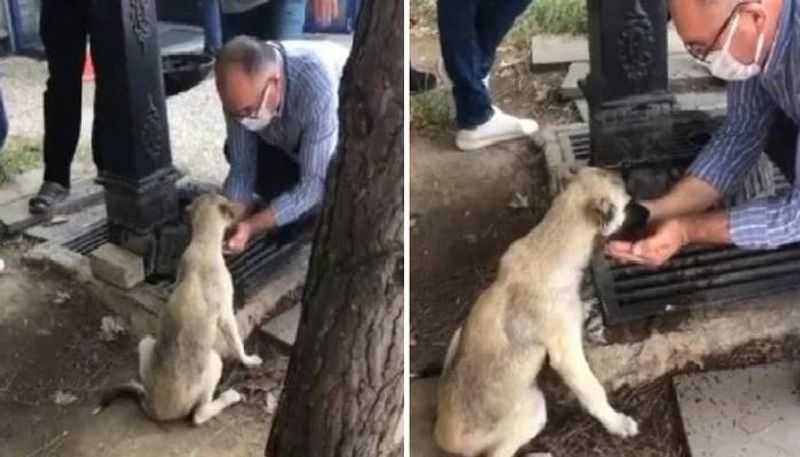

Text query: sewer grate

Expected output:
[62,221,109,255]
[60,218,310,305]
[593,242,800,323]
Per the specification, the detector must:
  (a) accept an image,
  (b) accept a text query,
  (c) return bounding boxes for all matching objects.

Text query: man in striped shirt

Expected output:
[608,0,799,266]
[215,36,347,254]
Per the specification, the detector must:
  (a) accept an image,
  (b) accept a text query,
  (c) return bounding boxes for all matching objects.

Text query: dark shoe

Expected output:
[29,181,69,214]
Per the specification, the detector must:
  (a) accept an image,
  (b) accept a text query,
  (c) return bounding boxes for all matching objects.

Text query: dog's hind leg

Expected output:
[487,387,547,457]
[545,320,638,438]
[192,351,242,425]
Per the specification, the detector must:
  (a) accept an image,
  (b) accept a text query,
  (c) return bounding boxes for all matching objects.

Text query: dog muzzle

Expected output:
[615,201,650,238]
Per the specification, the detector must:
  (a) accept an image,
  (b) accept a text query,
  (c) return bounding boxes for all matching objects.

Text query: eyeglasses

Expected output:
[684,1,759,63]
[228,77,274,120]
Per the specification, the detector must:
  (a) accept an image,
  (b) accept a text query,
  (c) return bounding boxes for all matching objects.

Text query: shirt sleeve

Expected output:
[269,77,338,226]
[222,114,259,206]
[730,186,800,249]
[687,79,778,194]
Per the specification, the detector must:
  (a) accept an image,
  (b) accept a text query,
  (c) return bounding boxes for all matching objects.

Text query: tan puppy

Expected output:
[96,193,262,424]
[435,167,642,457]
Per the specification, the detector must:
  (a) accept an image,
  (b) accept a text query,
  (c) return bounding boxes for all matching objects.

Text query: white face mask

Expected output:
[239,83,276,132]
[705,13,766,81]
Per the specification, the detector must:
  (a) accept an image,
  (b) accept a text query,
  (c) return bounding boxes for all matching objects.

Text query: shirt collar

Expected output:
[266,40,288,118]
[762,0,793,75]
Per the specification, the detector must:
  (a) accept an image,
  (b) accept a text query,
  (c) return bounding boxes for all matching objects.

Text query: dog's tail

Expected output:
[93,380,149,417]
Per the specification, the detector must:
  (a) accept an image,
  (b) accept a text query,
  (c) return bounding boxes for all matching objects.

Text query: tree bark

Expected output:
[264,0,404,455]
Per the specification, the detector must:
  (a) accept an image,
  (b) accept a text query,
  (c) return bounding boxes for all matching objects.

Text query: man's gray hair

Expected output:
[215,36,280,77]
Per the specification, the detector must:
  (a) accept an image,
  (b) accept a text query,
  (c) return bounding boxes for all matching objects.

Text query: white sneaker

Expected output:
[455,110,539,151]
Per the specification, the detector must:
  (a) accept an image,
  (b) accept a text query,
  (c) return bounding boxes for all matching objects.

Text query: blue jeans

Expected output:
[222,0,307,41]
[201,0,223,53]
[437,0,532,128]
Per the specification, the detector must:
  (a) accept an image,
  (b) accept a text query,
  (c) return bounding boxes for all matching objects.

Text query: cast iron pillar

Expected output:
[583,0,675,199]
[92,0,186,277]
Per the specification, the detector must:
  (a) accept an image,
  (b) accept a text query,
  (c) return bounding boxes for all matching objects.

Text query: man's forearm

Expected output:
[648,175,722,220]
[245,207,277,233]
[678,210,731,245]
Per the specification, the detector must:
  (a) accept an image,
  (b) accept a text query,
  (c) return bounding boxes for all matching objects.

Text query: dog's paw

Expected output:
[220,389,243,404]
[242,354,263,367]
[607,413,638,438]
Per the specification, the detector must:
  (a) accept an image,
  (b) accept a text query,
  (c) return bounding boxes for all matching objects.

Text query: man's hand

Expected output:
[312,0,340,26]
[224,220,254,256]
[606,218,689,267]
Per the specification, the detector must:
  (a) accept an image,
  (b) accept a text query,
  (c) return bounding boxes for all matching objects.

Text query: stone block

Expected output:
[89,243,145,289]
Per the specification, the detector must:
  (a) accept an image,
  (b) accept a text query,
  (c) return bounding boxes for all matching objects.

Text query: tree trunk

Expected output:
[264,0,404,455]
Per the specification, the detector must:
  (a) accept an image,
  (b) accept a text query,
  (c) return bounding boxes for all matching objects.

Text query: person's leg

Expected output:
[31,0,87,212]
[474,0,533,82]
[222,7,260,42]
[437,0,491,129]
[254,141,300,203]
[259,0,307,40]
[201,0,223,53]
[40,0,86,187]
[764,110,798,183]
[0,86,8,152]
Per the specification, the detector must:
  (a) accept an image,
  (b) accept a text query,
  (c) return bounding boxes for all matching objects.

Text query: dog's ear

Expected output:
[585,196,615,229]
[551,164,581,193]
[218,202,236,220]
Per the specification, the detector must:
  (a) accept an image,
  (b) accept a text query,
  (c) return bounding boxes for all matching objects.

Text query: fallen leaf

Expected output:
[53,391,77,405]
[54,291,71,304]
[509,192,531,209]
[99,316,127,342]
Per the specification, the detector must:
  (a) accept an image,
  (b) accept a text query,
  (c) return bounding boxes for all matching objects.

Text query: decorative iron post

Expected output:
[91,0,187,277]
[583,0,675,198]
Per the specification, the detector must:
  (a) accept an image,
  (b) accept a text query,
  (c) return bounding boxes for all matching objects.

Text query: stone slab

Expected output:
[24,239,305,345]
[0,178,103,236]
[89,243,145,290]
[674,361,800,457]
[531,25,687,70]
[24,203,106,242]
[560,55,714,100]
[235,243,310,344]
[260,303,301,345]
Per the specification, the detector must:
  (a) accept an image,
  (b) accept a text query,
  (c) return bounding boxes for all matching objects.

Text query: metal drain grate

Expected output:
[62,221,109,255]
[60,218,309,305]
[593,242,800,323]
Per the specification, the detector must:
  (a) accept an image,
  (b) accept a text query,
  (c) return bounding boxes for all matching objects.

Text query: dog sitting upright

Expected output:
[96,193,262,424]
[435,167,648,457]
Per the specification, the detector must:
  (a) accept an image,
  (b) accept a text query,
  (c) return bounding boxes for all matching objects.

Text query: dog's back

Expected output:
[143,194,233,420]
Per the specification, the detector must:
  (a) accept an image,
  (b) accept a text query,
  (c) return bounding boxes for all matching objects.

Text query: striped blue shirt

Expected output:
[688,0,800,249]
[223,40,348,226]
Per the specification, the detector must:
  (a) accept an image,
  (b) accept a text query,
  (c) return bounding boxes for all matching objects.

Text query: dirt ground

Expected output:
[0,239,287,457]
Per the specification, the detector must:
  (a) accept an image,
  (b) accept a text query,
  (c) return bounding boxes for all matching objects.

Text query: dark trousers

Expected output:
[201,0,223,53]
[765,111,798,183]
[0,87,7,151]
[40,0,103,188]
[437,0,532,128]
[222,0,307,42]
[224,140,300,206]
